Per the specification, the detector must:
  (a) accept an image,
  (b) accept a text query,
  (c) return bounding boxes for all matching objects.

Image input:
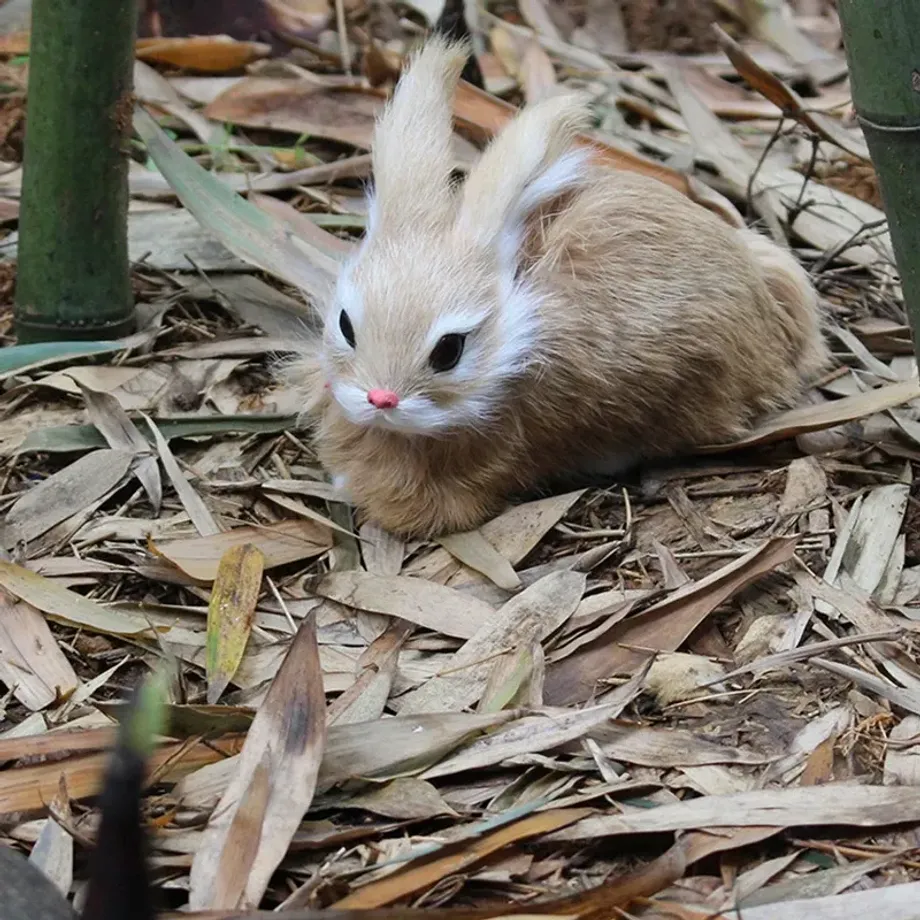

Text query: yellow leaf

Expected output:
[206,544,265,704]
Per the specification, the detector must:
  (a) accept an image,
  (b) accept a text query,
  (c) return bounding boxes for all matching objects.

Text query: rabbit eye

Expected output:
[429,333,466,373]
[339,309,356,348]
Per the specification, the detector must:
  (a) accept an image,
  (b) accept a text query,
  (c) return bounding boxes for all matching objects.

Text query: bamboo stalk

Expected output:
[13,0,139,343]
[837,1,920,372]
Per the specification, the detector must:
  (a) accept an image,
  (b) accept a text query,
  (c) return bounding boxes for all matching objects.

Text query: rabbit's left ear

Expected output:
[367,35,469,235]
[455,92,592,277]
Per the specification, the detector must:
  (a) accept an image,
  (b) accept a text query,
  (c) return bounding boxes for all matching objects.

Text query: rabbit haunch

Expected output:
[282,36,829,539]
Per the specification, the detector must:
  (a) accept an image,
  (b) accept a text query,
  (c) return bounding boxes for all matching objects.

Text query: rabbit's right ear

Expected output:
[455,93,592,277]
[367,36,469,234]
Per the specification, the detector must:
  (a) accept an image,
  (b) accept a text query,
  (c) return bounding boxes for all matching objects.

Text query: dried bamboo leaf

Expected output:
[332,808,592,909]
[0,449,133,548]
[133,106,340,300]
[345,777,458,821]
[75,380,162,512]
[151,518,332,582]
[144,416,220,537]
[0,562,173,638]
[437,529,522,591]
[358,521,405,576]
[0,596,80,711]
[206,544,265,704]
[406,491,583,584]
[27,775,73,896]
[548,784,920,842]
[708,380,920,451]
[397,570,586,715]
[423,666,647,780]
[713,25,869,160]
[189,615,327,909]
[545,537,798,705]
[312,571,495,640]
[177,709,520,815]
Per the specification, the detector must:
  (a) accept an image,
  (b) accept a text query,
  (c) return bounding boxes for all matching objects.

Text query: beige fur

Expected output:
[281,37,831,539]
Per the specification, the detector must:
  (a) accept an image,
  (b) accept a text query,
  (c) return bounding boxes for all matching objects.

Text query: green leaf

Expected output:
[132,105,342,301]
[0,340,124,375]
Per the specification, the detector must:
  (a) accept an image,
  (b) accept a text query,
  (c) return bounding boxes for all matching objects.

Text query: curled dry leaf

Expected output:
[206,544,265,704]
[713,25,869,161]
[135,36,272,72]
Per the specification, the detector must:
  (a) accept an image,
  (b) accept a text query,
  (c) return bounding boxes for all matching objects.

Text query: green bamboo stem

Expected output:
[837,1,920,372]
[13,0,139,343]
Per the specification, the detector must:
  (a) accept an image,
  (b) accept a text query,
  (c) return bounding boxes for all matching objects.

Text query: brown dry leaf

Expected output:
[0,736,243,817]
[705,379,920,451]
[407,491,584,583]
[206,544,265,704]
[176,711,517,810]
[332,807,592,909]
[451,81,697,200]
[209,756,273,910]
[713,25,869,160]
[778,456,827,517]
[189,615,326,909]
[883,715,920,786]
[397,570,586,715]
[326,619,412,725]
[660,59,892,266]
[544,537,799,705]
[311,571,495,640]
[151,518,332,582]
[712,880,920,920]
[0,449,133,548]
[590,726,767,769]
[204,79,382,149]
[437,529,521,591]
[136,36,272,72]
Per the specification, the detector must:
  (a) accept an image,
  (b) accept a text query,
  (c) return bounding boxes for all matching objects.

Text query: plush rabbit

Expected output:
[283,36,830,539]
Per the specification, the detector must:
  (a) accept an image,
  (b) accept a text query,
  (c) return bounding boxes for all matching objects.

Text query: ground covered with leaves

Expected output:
[1,1,920,918]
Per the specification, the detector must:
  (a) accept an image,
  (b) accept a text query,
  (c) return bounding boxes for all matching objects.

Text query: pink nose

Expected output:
[367,388,399,409]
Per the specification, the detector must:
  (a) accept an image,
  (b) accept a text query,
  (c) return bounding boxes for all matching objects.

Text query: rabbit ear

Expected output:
[455,93,592,274]
[367,36,469,233]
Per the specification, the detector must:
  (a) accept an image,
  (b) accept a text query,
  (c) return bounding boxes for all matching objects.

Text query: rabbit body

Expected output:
[285,38,829,539]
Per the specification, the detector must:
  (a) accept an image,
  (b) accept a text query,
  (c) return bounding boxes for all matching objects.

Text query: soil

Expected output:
[618,0,724,53]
